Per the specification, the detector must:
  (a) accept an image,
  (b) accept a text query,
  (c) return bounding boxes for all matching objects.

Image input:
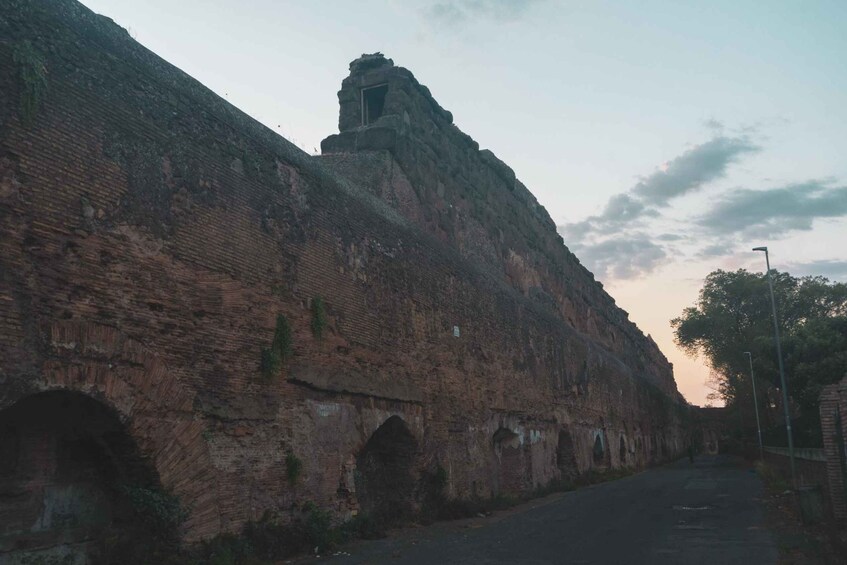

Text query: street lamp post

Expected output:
[744,351,764,461]
[752,246,796,488]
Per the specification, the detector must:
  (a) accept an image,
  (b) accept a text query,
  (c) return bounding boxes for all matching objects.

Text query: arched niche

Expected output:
[355,415,418,525]
[3,321,220,543]
[493,427,525,494]
[619,436,627,465]
[591,429,610,469]
[0,391,168,560]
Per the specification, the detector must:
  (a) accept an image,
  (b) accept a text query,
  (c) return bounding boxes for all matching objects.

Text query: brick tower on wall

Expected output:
[322,53,450,154]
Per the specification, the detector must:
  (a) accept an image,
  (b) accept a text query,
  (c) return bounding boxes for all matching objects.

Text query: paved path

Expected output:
[319,454,778,565]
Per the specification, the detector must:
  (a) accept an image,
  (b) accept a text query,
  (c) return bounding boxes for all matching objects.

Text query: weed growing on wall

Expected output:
[273,314,293,362]
[261,314,293,379]
[119,485,188,536]
[310,297,327,340]
[12,40,48,126]
[285,452,303,484]
[260,347,281,379]
[98,485,188,564]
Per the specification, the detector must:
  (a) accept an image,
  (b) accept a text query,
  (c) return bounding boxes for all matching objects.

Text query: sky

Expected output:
[79,0,847,406]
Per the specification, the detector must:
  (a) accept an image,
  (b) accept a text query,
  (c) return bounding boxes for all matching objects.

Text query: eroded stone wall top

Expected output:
[322,53,681,399]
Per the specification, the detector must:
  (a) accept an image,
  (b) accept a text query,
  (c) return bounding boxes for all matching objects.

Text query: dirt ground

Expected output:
[754,464,846,564]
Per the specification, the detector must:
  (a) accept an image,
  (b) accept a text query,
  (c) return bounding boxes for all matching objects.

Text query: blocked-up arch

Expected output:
[3,321,220,542]
[355,415,418,524]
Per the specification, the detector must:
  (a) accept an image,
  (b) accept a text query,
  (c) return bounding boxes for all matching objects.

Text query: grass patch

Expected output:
[754,461,790,493]
[97,485,188,564]
[196,507,385,563]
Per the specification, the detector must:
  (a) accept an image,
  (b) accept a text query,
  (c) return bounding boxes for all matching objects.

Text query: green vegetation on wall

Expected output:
[119,485,187,536]
[261,314,293,379]
[285,452,303,484]
[310,296,327,340]
[12,40,48,126]
[260,347,281,379]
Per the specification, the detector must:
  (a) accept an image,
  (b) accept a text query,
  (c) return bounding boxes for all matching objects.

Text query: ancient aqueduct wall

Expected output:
[0,0,688,555]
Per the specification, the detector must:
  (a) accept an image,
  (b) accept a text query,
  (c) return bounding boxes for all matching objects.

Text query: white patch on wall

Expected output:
[314,402,341,418]
[453,325,460,337]
[592,429,605,448]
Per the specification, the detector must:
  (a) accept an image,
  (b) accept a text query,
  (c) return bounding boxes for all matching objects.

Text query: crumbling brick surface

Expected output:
[320,54,677,398]
[0,0,688,554]
[820,379,847,522]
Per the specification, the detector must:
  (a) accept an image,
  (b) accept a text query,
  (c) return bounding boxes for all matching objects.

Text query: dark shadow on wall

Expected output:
[556,427,578,479]
[355,415,418,525]
[0,391,176,564]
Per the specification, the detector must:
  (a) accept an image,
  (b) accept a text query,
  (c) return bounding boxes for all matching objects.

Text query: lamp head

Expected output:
[744,351,751,357]
[752,246,767,252]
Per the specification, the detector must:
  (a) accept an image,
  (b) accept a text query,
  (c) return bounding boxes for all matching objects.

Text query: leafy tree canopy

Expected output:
[671,269,847,424]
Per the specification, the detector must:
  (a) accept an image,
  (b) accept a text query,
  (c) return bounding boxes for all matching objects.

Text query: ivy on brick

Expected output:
[261,314,293,379]
[285,451,303,484]
[310,296,327,340]
[12,40,48,126]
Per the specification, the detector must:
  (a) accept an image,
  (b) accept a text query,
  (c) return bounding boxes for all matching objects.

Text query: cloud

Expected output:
[600,193,650,225]
[421,0,543,28]
[697,180,847,238]
[570,234,668,281]
[560,135,758,240]
[632,136,758,204]
[785,259,847,281]
[559,193,653,239]
[696,242,735,258]
[703,118,724,131]
[557,133,763,281]
[657,233,686,242]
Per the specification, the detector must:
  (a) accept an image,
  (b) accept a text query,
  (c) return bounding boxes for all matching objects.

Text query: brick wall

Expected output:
[0,0,688,554]
[820,378,847,522]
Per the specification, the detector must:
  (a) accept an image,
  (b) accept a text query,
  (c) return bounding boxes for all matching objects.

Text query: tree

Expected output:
[671,269,847,444]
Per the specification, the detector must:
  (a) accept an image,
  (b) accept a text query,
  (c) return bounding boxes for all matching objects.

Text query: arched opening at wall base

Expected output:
[556,428,577,479]
[355,416,418,526]
[493,427,526,495]
[0,391,177,563]
[619,436,627,466]
[591,430,611,470]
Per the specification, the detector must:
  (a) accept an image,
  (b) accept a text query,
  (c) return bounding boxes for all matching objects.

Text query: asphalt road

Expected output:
[319,454,778,565]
